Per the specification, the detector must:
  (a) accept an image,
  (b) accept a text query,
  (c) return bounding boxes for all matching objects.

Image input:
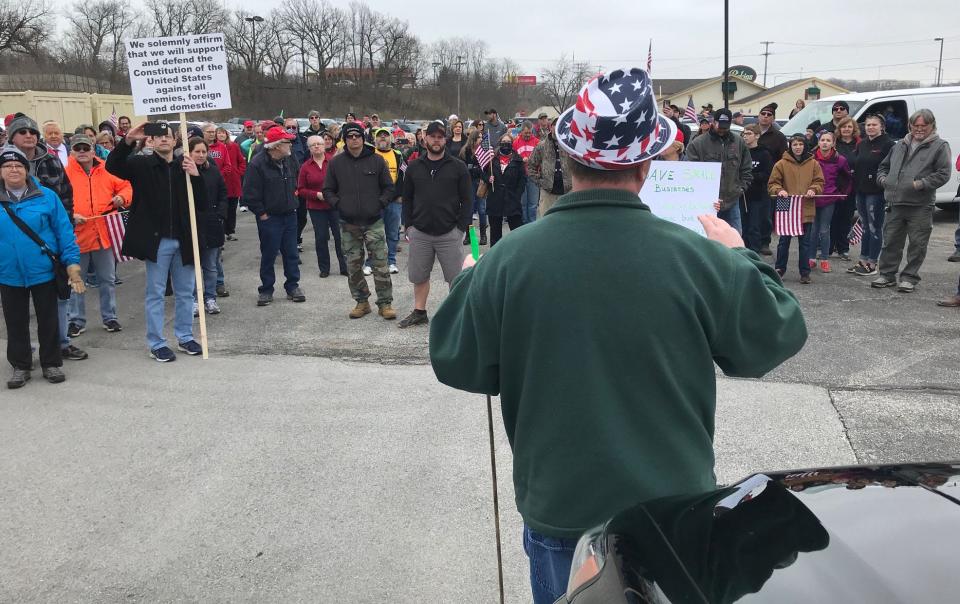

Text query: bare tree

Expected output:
[261,15,296,83]
[62,0,137,91]
[540,55,591,114]
[224,10,266,79]
[144,0,228,37]
[278,0,345,87]
[0,0,52,57]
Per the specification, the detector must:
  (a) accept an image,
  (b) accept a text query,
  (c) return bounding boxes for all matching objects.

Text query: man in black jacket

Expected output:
[398,120,472,328]
[323,122,396,320]
[756,103,788,256]
[243,126,305,307]
[106,122,207,363]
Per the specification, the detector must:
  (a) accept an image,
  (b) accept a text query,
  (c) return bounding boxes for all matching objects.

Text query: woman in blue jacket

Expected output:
[0,147,84,389]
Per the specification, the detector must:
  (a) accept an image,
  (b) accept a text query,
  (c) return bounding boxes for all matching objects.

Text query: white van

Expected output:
[781,86,960,208]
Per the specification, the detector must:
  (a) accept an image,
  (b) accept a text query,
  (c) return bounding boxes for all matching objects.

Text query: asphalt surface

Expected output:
[1,206,958,603]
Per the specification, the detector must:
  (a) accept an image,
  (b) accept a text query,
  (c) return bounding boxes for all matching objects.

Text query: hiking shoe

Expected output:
[193,302,199,317]
[819,260,831,273]
[379,304,397,320]
[389,264,399,274]
[205,299,221,314]
[287,287,306,302]
[362,265,372,276]
[937,294,960,307]
[216,284,230,297]
[854,263,878,276]
[7,368,30,389]
[178,340,202,355]
[897,281,916,293]
[799,274,812,285]
[349,301,372,319]
[948,251,960,262]
[61,345,88,361]
[257,292,273,306]
[759,246,772,256]
[398,309,429,328]
[67,323,85,337]
[871,276,897,288]
[319,271,329,278]
[42,366,65,384]
[150,346,176,362]
[103,320,122,333]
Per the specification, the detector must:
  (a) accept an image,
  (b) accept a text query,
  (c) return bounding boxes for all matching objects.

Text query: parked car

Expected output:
[560,461,960,603]
[218,122,242,136]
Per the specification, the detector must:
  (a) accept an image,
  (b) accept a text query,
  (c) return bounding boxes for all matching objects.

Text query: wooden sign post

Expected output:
[125,33,233,359]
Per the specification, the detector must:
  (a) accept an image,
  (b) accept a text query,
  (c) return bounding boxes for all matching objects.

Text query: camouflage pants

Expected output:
[341,219,392,305]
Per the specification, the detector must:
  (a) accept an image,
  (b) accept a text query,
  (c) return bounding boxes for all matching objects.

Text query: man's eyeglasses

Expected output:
[15,129,36,136]
[759,111,773,117]
[344,133,363,140]
[72,144,92,152]
[833,107,848,112]
[285,126,298,131]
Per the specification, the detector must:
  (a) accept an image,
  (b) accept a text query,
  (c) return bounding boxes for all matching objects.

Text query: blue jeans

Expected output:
[471,175,488,228]
[953,220,960,252]
[812,203,836,259]
[68,248,117,328]
[521,176,540,224]
[856,192,885,263]
[745,195,770,252]
[775,223,813,276]
[717,203,743,234]
[194,248,220,303]
[384,202,402,265]
[256,212,300,294]
[309,208,347,274]
[145,237,195,351]
[523,525,579,604]
[57,299,70,347]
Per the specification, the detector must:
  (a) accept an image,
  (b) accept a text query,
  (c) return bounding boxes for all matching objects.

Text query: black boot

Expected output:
[463,231,471,245]
[479,226,487,246]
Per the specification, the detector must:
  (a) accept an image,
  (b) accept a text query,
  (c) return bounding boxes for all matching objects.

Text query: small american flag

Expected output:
[774,195,805,236]
[848,218,863,245]
[104,211,132,262]
[475,131,493,171]
[684,96,697,122]
[109,106,118,130]
[646,39,653,75]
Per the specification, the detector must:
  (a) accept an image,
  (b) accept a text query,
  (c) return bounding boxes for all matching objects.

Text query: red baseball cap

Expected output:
[264,126,295,146]
[243,120,254,127]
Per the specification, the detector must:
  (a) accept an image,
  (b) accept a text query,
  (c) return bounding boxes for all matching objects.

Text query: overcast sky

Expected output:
[243,0,959,86]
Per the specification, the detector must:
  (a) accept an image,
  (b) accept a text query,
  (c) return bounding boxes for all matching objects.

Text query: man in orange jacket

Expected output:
[64,134,132,334]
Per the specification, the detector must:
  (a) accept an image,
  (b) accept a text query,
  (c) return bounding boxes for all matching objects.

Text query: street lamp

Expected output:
[245,15,264,79]
[934,37,944,87]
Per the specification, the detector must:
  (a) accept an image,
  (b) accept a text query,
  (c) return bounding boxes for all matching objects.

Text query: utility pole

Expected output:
[454,55,466,117]
[761,41,774,87]
[934,37,945,86]
[432,61,441,85]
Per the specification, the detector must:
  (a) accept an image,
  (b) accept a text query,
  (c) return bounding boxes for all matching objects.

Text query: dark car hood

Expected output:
[602,462,960,604]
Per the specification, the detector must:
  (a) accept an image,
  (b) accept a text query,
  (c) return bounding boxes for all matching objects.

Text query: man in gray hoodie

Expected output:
[872,109,952,293]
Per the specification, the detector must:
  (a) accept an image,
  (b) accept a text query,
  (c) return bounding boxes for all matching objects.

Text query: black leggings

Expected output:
[1,280,61,370]
[225,197,239,235]
[297,197,308,244]
[488,215,523,247]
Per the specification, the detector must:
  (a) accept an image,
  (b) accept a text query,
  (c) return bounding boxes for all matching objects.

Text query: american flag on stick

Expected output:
[848,218,863,245]
[684,96,697,122]
[104,211,132,262]
[110,106,118,130]
[475,131,493,171]
[646,39,653,75]
[774,195,805,236]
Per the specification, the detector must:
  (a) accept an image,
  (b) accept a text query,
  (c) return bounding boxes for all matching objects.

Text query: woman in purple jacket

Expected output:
[812,131,852,273]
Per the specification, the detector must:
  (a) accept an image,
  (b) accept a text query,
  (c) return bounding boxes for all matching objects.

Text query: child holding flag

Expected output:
[769,134,824,284]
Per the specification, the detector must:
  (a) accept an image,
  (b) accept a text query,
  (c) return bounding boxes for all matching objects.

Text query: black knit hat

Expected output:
[341,122,364,140]
[760,102,778,115]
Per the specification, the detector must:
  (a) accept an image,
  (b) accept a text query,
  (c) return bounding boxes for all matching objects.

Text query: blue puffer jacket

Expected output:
[0,177,80,287]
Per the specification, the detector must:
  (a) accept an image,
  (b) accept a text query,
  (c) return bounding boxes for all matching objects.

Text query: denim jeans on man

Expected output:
[523,525,579,604]
[856,192,885,263]
[744,195,770,252]
[775,223,813,276]
[256,211,300,295]
[521,175,540,224]
[68,248,117,328]
[194,248,219,303]
[308,208,347,274]
[57,299,71,348]
[717,203,742,235]
[383,202,402,265]
[812,203,836,259]
[145,237,195,351]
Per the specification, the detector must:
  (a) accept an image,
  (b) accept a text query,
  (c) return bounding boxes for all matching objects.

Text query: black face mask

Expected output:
[499,142,512,155]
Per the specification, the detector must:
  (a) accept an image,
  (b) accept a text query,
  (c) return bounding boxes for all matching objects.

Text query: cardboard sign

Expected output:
[126,33,232,116]
[640,161,722,236]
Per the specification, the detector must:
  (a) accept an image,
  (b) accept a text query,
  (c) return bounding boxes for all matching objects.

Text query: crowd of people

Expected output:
[1,85,958,389]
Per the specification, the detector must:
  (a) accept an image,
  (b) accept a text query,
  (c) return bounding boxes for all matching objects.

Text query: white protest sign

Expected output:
[126,33,232,116]
[640,161,721,237]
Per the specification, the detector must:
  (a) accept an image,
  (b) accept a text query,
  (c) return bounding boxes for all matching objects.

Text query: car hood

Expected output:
[602,462,960,603]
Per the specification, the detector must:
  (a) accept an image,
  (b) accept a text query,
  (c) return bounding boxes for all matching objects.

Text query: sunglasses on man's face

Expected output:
[15,129,36,136]
[345,133,363,140]
[759,111,773,117]
[285,126,298,131]
[72,145,92,152]
[833,107,847,112]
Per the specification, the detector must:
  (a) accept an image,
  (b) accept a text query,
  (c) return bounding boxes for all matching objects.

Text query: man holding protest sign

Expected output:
[428,66,808,603]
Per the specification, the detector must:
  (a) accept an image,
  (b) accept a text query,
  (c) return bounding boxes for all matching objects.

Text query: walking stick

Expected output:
[486,394,505,604]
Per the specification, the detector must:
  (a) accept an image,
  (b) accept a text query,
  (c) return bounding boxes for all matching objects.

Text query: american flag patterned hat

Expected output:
[555,66,676,170]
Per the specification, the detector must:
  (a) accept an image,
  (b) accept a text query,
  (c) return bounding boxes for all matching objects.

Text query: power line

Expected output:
[775,33,960,48]
[765,56,960,76]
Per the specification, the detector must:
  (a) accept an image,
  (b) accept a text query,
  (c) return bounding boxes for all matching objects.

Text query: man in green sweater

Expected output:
[428,66,808,604]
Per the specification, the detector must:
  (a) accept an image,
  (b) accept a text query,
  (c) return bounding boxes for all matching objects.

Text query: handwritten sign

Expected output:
[126,33,232,116]
[640,161,721,237]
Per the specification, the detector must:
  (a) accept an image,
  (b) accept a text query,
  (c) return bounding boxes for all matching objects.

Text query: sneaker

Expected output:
[7,368,30,389]
[948,251,960,262]
[897,281,916,293]
[239,206,249,213]
[349,301,372,319]
[398,309,429,328]
[847,262,864,274]
[287,287,306,302]
[103,320,122,332]
[257,292,273,306]
[378,304,397,320]
[193,302,199,317]
[839,252,851,261]
[297,243,304,252]
[388,264,399,274]
[362,265,372,276]
[854,263,878,276]
[113,276,123,285]
[61,345,88,361]
[799,274,812,285]
[226,234,238,241]
[775,268,785,278]
[808,259,816,270]
[319,271,329,278]
[67,323,85,337]
[178,340,203,355]
[937,294,960,307]
[205,299,221,314]
[42,366,65,384]
[150,346,176,362]
[759,246,773,256]
[819,260,831,273]
[216,284,230,297]
[871,276,897,288]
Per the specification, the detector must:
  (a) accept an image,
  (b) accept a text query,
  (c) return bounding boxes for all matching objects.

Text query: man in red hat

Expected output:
[430,66,808,603]
[243,126,305,307]
[235,120,256,147]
